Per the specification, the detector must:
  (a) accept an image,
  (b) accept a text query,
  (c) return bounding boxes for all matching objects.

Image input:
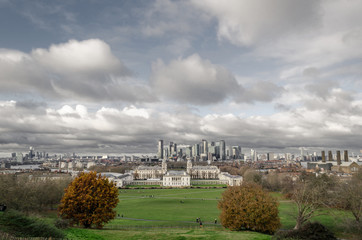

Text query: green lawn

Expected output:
[115,188,223,225]
[57,188,357,239]
[278,200,353,231]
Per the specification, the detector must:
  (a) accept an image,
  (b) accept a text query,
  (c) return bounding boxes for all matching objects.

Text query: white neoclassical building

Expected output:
[129,159,243,187]
[100,172,134,188]
[186,159,220,179]
[218,172,243,186]
[162,171,191,187]
[134,159,167,179]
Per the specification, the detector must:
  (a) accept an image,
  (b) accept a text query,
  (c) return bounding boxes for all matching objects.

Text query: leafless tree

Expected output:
[292,174,337,230]
[337,168,362,223]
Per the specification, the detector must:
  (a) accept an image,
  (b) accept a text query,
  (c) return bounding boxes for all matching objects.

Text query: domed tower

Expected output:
[162,158,167,174]
[187,159,192,174]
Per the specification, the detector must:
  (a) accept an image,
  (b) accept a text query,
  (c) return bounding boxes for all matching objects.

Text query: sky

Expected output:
[0,0,362,155]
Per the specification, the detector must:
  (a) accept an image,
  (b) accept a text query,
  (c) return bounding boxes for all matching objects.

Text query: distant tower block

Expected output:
[344,150,348,162]
[328,151,333,161]
[202,139,208,155]
[220,140,226,160]
[336,151,341,165]
[158,140,164,159]
[321,151,326,162]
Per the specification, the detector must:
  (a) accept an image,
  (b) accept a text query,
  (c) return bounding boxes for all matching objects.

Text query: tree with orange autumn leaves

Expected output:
[218,183,280,234]
[58,171,119,228]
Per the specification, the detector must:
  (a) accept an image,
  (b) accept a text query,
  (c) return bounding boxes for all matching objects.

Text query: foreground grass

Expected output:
[21,188,355,239]
[65,228,272,240]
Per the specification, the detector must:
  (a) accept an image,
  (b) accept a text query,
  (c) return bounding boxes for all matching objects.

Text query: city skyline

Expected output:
[2,140,359,161]
[1,1,362,154]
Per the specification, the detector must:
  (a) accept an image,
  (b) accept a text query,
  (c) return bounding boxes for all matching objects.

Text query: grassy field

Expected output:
[114,188,223,225]
[60,188,356,239]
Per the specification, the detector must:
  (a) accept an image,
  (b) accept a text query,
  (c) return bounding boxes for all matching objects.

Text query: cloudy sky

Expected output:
[1,0,362,155]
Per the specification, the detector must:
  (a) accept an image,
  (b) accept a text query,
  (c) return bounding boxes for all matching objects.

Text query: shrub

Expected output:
[54,218,70,229]
[273,222,336,240]
[0,209,64,238]
[340,219,362,236]
[218,182,280,234]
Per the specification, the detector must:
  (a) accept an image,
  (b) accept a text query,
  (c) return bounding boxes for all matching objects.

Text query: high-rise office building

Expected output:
[251,149,257,161]
[232,146,241,159]
[202,139,208,155]
[186,146,192,157]
[169,142,174,156]
[193,143,200,157]
[267,152,274,161]
[220,140,226,160]
[164,148,169,158]
[16,152,23,163]
[158,140,163,159]
[29,146,34,159]
[227,146,232,158]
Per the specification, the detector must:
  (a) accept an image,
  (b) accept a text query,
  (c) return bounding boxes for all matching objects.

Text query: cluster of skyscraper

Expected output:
[157,140,243,161]
[11,146,49,163]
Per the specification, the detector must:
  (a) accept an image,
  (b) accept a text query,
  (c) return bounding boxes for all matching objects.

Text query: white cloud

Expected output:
[0,99,362,152]
[122,105,150,119]
[32,39,126,75]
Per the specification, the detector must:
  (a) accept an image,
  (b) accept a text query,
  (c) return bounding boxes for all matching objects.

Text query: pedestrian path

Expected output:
[116,216,221,225]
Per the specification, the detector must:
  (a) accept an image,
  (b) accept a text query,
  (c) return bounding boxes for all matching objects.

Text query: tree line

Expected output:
[0,173,72,213]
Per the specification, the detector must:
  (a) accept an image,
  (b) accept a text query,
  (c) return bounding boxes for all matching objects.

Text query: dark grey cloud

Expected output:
[0,39,156,103]
[151,54,242,105]
[151,54,282,105]
[305,81,339,99]
[303,82,360,115]
[234,81,284,103]
[191,0,321,46]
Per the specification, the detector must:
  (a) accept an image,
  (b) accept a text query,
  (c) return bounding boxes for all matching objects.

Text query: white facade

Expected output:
[87,161,96,169]
[100,172,133,188]
[218,172,243,186]
[134,165,164,179]
[162,171,190,187]
[186,159,220,179]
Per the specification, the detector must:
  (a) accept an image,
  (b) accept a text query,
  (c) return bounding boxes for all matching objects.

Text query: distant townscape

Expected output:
[0,139,361,188]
